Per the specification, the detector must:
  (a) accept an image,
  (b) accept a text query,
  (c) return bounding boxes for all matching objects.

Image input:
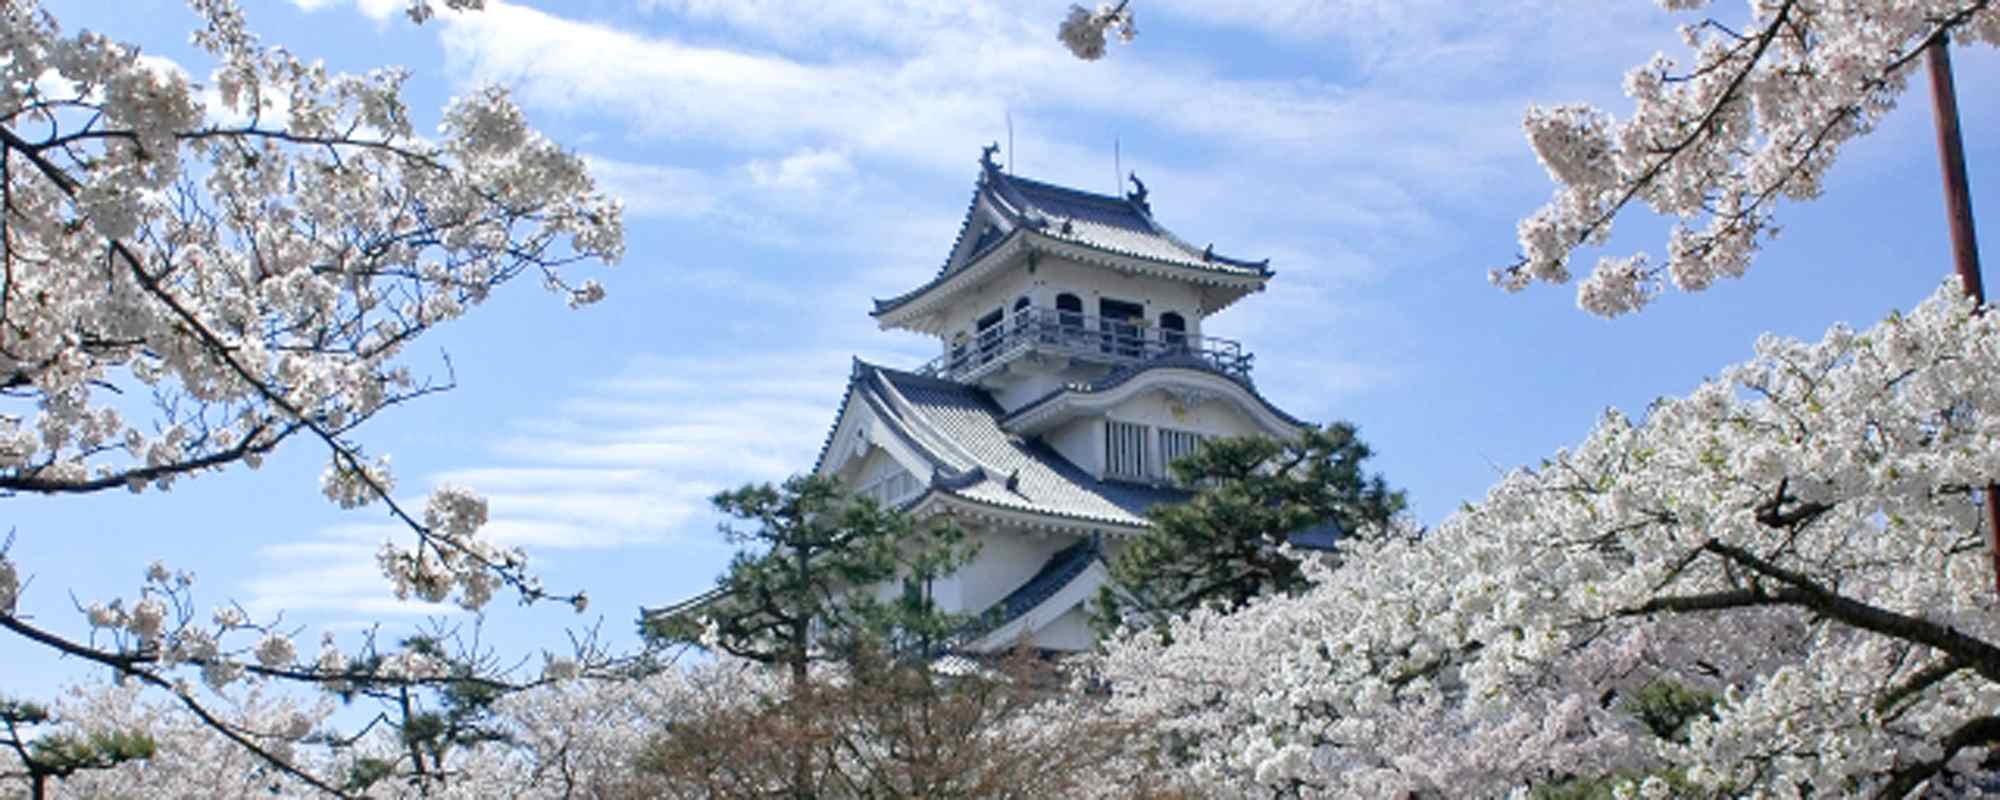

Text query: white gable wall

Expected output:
[1038,382,1277,482]
[938,529,1085,617]
[1034,605,1096,652]
[1107,385,1267,437]
[1045,416,1103,476]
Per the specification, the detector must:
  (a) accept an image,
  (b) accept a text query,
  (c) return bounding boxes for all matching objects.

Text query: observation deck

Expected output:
[917,306,1253,385]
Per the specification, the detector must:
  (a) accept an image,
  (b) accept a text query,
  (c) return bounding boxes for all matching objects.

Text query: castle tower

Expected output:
[811,147,1313,653]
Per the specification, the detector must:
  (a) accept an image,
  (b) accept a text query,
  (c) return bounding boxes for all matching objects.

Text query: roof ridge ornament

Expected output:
[1126,171,1149,214]
[980,142,1002,177]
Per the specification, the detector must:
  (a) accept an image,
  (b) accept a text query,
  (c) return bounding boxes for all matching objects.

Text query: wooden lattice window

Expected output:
[859,469,921,507]
[1157,428,1206,481]
[1106,420,1150,480]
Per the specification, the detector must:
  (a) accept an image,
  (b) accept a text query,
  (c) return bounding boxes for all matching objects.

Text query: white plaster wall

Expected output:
[1031,605,1097,652]
[931,267,1034,359]
[1107,389,1266,482]
[838,446,897,484]
[950,530,1082,616]
[989,369,1075,411]
[1030,256,1208,337]
[1104,386,1265,438]
[929,254,1213,363]
[1044,415,1103,478]
[1036,384,1268,480]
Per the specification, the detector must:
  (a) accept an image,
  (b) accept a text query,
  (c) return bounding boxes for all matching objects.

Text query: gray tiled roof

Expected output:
[988,171,1270,275]
[853,361,1188,528]
[874,155,1271,316]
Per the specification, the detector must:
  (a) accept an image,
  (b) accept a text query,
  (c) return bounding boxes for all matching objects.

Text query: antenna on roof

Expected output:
[1005,109,1014,174]
[1113,136,1122,195]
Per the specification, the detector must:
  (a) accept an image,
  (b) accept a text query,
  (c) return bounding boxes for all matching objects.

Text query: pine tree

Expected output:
[1104,423,1404,620]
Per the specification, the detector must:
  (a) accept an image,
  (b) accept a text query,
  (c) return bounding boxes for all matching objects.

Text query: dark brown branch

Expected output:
[1753,477,1834,529]
[1875,657,1966,718]
[1626,540,2000,683]
[0,421,296,495]
[1873,714,2000,799]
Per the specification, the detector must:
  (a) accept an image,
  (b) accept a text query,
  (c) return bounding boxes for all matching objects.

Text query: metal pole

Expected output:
[1929,35,1985,301]
[1924,35,2000,597]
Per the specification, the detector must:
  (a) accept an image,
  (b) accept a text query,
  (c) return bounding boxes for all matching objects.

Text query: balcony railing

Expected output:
[917,306,1253,383]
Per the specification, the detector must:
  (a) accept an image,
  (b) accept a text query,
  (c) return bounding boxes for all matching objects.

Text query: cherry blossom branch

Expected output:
[1628,540,2000,683]
[0,115,582,609]
[0,613,350,797]
[1500,0,1996,315]
[1874,714,2000,799]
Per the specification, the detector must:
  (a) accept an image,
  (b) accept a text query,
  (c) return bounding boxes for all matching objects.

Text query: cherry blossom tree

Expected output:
[1094,283,2000,796]
[0,0,623,794]
[1497,0,1999,316]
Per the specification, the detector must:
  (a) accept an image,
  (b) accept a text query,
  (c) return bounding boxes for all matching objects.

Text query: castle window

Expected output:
[1106,420,1150,480]
[1056,293,1083,324]
[1158,428,1207,482]
[976,308,1005,362]
[1100,298,1145,357]
[1160,312,1188,351]
[859,469,922,507]
[1055,293,1085,345]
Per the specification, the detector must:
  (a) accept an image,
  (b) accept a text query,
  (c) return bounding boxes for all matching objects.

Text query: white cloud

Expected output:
[635,0,1016,53]
[582,156,723,220]
[747,148,857,192]
[287,0,407,22]
[437,2,1490,181]
[241,349,883,618]
[245,529,456,619]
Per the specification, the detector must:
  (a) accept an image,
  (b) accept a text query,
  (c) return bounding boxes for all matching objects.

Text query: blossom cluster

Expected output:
[0,0,621,611]
[1094,282,2000,795]
[1058,2,1137,61]
[1497,0,2000,315]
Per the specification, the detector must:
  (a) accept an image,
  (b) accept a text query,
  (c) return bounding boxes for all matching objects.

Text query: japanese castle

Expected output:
[809,146,1314,653]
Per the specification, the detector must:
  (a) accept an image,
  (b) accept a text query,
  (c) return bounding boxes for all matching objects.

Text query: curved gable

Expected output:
[1002,359,1311,441]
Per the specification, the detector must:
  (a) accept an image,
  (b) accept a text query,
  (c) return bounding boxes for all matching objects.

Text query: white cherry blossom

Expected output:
[1095,282,2000,796]
[1496,0,2000,315]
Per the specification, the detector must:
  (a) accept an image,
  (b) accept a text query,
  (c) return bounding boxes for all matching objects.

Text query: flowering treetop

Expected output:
[1096,282,2000,796]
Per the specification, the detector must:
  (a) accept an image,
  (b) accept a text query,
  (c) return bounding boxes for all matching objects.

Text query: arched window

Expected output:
[1160,312,1188,351]
[976,307,1005,363]
[1055,293,1084,343]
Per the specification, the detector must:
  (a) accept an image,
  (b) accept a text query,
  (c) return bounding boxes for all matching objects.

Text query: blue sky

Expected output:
[11,0,1998,691]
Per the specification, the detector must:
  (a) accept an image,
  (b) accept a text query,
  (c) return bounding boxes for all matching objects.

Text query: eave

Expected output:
[871,232,1272,334]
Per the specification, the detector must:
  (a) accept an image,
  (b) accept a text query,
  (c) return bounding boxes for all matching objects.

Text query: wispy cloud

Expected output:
[240,348,897,620]
[245,524,456,619]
